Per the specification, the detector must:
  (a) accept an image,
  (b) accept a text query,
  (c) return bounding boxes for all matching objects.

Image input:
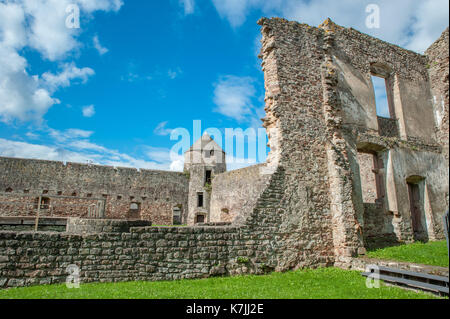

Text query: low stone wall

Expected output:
[66,218,152,234]
[0,225,271,289]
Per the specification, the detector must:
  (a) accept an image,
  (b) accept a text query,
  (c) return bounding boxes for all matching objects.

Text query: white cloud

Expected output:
[211,0,449,53]
[42,63,95,91]
[0,125,183,172]
[0,0,122,124]
[48,128,94,142]
[179,0,195,15]
[154,121,174,136]
[213,75,256,122]
[82,105,96,118]
[93,35,109,55]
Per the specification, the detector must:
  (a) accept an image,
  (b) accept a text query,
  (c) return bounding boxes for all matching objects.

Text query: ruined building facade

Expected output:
[0,18,448,288]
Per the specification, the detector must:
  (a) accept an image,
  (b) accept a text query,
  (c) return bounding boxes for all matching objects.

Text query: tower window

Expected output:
[197,193,204,208]
[205,170,212,185]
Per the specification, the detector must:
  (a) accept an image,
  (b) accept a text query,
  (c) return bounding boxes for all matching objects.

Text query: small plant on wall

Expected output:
[204,182,212,193]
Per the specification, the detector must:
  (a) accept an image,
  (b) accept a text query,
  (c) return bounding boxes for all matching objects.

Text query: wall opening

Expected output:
[128,202,141,220]
[205,170,212,185]
[173,206,182,225]
[357,151,385,203]
[195,214,205,223]
[197,193,204,208]
[371,75,392,118]
[406,176,429,242]
[33,197,50,210]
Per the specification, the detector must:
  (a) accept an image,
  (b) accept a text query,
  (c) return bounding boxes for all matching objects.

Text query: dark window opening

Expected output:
[173,207,182,225]
[196,214,205,224]
[87,193,93,198]
[72,192,77,197]
[205,170,212,185]
[57,191,62,196]
[5,187,12,193]
[24,189,30,194]
[197,193,204,208]
[42,190,48,194]
[117,195,122,200]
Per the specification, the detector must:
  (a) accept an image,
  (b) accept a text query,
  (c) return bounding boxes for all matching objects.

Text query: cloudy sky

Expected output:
[0,0,448,171]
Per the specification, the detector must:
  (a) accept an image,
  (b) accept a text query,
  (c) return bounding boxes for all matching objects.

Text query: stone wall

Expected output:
[0,225,270,288]
[0,157,189,225]
[66,218,152,234]
[0,17,448,289]
[320,19,448,248]
[426,28,449,169]
[210,164,271,224]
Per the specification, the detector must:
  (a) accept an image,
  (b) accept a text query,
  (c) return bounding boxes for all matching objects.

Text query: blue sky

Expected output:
[0,0,448,171]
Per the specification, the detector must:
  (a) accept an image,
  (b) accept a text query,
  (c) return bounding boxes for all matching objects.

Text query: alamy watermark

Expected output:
[66,4,80,29]
[66,264,81,289]
[365,264,380,289]
[365,4,380,29]
[168,120,277,175]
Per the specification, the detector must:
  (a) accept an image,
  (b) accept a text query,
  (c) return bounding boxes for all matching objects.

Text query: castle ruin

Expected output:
[0,18,448,288]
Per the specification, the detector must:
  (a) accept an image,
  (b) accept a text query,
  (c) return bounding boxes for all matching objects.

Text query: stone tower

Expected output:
[184,132,226,225]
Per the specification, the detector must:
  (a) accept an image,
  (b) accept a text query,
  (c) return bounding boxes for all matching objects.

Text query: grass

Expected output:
[365,240,449,267]
[0,267,442,299]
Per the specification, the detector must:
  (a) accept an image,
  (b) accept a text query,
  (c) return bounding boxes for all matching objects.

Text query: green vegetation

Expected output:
[0,268,441,299]
[366,240,448,267]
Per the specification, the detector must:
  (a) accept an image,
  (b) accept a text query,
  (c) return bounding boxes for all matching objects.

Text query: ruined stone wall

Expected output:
[210,164,271,224]
[0,225,272,289]
[426,28,449,165]
[0,157,189,225]
[254,18,338,270]
[322,20,448,246]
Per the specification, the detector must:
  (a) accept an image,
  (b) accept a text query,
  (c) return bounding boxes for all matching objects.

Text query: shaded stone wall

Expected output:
[0,157,189,225]
[0,225,266,288]
[426,28,449,169]
[210,164,271,224]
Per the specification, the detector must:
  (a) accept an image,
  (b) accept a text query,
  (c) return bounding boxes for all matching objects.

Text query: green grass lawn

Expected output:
[365,240,449,267]
[0,267,442,299]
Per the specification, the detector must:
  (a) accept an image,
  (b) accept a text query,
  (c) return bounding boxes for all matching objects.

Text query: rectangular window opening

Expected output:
[371,75,392,118]
[197,193,204,208]
[205,170,212,185]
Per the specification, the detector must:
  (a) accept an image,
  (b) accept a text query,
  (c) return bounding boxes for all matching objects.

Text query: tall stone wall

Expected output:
[209,164,271,224]
[0,157,189,225]
[322,20,448,246]
[426,28,449,166]
[256,18,338,270]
